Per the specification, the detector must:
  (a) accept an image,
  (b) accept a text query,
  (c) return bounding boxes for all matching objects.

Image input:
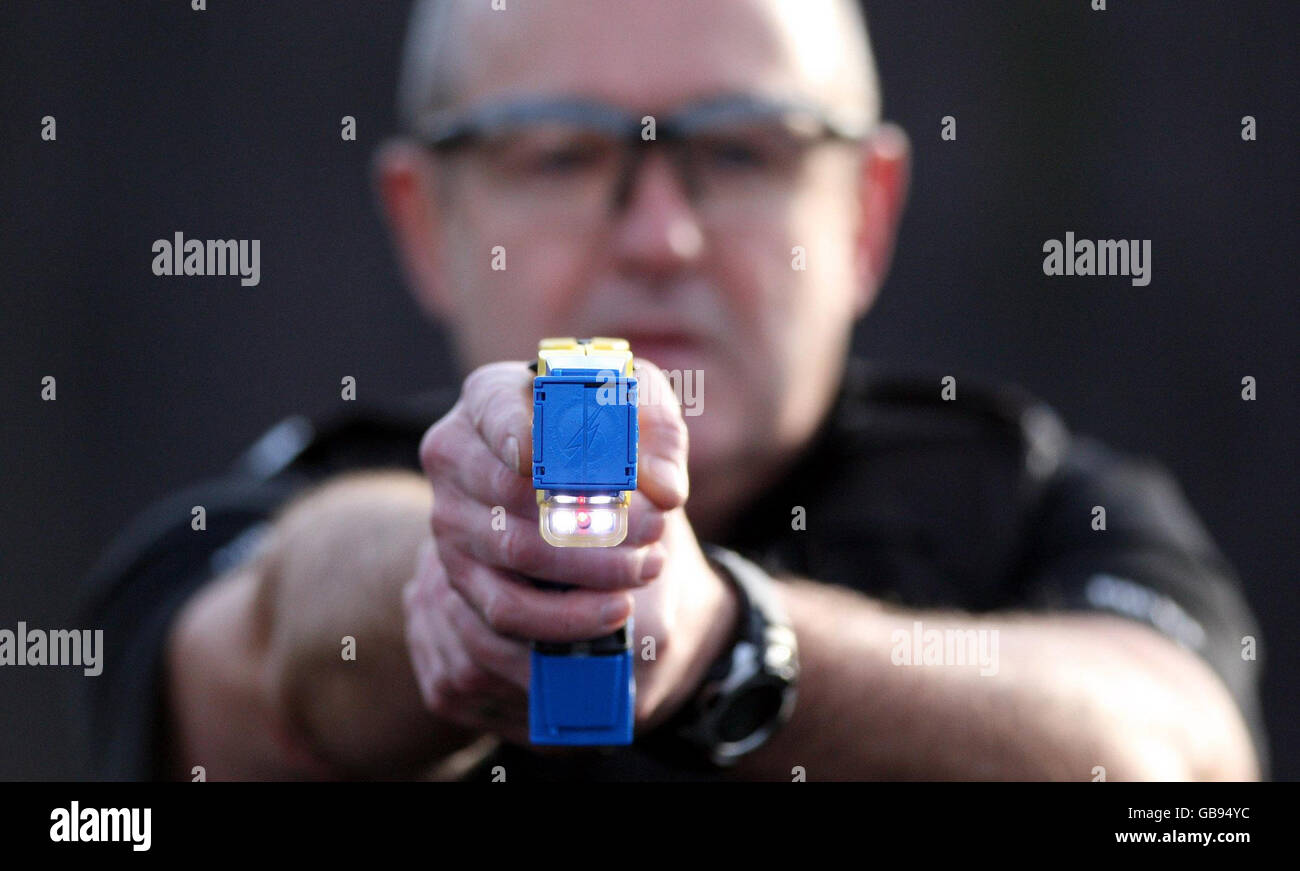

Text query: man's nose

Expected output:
[608,151,705,275]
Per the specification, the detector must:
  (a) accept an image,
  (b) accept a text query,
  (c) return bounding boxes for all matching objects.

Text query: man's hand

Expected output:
[167,470,481,779]
[404,359,738,743]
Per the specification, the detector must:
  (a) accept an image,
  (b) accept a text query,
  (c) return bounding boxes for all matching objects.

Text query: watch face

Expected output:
[717,683,787,743]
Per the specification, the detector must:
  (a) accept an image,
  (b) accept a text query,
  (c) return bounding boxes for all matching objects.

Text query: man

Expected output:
[84,0,1264,780]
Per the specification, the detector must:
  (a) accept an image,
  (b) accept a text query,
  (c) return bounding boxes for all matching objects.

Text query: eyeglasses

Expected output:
[409,94,870,233]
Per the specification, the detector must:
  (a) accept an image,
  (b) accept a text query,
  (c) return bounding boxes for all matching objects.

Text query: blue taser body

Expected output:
[529,338,638,745]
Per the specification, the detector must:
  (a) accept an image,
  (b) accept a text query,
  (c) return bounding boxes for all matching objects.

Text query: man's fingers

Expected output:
[632,358,690,511]
[434,483,665,592]
[444,589,531,690]
[404,545,531,737]
[431,480,666,585]
[425,408,667,550]
[428,423,544,518]
[440,547,634,643]
[461,362,535,474]
[419,362,534,481]
[403,578,442,708]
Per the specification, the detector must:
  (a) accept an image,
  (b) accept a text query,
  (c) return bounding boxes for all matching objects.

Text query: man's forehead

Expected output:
[433,0,874,116]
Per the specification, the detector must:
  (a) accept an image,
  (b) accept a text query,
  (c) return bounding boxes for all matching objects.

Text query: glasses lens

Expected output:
[480,125,618,177]
[460,124,622,232]
[678,119,822,221]
[437,104,845,231]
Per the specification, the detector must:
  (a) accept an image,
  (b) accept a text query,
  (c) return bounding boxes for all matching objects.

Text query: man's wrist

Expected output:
[691,556,744,688]
[646,554,742,731]
[640,545,800,768]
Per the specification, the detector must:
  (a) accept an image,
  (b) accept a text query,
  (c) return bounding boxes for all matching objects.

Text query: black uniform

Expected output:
[81,360,1268,779]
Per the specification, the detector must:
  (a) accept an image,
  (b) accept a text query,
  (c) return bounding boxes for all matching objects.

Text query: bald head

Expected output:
[397,0,881,131]
[380,0,912,493]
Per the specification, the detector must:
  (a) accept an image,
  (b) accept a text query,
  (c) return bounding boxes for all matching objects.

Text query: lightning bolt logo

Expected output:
[562,411,601,461]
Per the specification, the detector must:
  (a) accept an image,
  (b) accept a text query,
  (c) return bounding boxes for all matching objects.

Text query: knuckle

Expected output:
[459,622,493,662]
[639,360,683,412]
[482,587,521,635]
[401,577,425,613]
[424,690,444,713]
[419,418,456,477]
[429,574,455,611]
[655,371,683,412]
[417,428,437,475]
[452,604,499,667]
[421,551,451,592]
[449,663,487,696]
[462,365,509,427]
[597,551,637,589]
[404,596,434,642]
[462,365,492,398]
[444,591,470,630]
[429,496,461,539]
[631,508,666,545]
[431,671,460,705]
[488,455,521,498]
[478,639,518,679]
[555,600,596,638]
[662,412,690,458]
[620,548,649,586]
[496,525,533,570]
[559,611,587,639]
[406,637,432,683]
[441,553,472,599]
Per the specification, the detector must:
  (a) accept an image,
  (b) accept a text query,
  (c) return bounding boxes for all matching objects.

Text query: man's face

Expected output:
[385,0,905,473]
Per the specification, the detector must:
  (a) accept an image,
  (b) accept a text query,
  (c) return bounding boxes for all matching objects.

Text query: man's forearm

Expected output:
[166,471,483,779]
[731,578,1258,781]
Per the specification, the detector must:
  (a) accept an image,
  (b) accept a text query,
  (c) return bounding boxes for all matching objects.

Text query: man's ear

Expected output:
[852,122,911,318]
[372,138,453,321]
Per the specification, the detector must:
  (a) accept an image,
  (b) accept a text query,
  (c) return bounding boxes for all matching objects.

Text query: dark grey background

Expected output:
[1,1,1295,780]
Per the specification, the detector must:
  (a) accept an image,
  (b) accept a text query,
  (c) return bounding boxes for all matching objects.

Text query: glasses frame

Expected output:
[408,94,872,213]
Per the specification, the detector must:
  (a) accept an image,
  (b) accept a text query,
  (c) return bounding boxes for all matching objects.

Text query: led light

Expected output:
[549,509,578,536]
[589,509,617,534]
[538,491,629,547]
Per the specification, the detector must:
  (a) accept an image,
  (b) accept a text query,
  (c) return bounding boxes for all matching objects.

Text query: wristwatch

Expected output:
[645,544,800,768]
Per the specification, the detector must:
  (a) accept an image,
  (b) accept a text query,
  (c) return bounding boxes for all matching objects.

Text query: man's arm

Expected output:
[164,470,486,780]
[731,577,1260,781]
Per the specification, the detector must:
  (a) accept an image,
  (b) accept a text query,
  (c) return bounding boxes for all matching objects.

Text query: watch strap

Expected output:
[641,545,799,768]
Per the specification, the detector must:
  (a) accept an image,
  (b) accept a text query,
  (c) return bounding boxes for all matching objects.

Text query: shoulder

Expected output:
[230,387,459,482]
[824,361,1267,771]
[823,361,1243,601]
[748,360,1242,620]
[831,358,1071,492]
[82,387,458,626]
[779,361,1072,596]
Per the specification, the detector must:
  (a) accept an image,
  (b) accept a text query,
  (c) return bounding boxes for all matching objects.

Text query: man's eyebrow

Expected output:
[411,90,868,144]
[411,96,634,142]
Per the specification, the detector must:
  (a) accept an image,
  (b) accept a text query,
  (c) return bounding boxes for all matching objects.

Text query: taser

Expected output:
[529,337,638,745]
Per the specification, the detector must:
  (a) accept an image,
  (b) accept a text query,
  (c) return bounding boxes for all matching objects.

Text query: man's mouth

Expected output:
[614,330,705,370]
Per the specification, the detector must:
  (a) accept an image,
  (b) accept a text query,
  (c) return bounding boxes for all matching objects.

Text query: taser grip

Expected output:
[528,579,634,745]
